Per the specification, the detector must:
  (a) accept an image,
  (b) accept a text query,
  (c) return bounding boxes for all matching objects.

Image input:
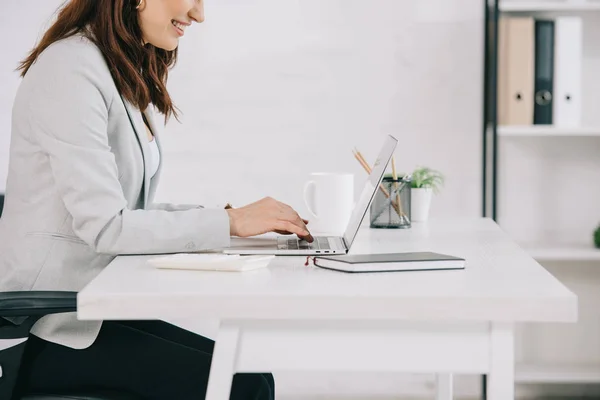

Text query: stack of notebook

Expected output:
[498,16,582,127]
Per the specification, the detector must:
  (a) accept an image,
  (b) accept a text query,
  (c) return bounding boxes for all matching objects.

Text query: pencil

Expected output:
[353,149,372,174]
[390,156,405,216]
[353,149,402,216]
[353,148,387,198]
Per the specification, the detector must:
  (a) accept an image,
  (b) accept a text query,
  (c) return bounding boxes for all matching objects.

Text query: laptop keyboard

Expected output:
[278,236,332,251]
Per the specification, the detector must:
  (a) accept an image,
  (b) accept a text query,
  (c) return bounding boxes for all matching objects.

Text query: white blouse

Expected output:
[148,138,160,178]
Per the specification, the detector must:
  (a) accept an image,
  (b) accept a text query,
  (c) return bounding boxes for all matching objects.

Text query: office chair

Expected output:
[0,195,138,400]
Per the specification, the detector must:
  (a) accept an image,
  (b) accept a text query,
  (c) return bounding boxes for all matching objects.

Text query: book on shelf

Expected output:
[497,15,582,128]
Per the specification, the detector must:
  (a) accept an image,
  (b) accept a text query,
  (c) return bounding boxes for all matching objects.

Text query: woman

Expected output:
[0,0,313,398]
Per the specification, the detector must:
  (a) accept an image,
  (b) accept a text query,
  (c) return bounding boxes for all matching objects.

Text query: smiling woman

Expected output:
[137,0,204,49]
[0,0,292,398]
[17,0,193,120]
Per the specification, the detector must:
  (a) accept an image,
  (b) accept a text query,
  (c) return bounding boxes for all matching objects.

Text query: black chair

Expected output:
[0,292,139,400]
[0,197,137,399]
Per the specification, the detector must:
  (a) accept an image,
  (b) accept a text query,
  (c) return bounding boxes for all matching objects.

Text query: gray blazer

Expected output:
[0,34,231,349]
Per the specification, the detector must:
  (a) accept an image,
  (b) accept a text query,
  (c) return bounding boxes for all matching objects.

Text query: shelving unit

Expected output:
[522,243,600,261]
[516,363,600,383]
[482,0,600,397]
[500,1,600,12]
[498,125,600,137]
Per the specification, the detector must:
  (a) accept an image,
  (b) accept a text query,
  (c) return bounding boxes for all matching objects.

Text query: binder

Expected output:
[498,17,535,126]
[534,20,555,125]
[553,17,583,127]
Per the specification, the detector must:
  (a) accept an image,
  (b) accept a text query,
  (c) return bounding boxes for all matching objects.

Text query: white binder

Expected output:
[554,17,583,127]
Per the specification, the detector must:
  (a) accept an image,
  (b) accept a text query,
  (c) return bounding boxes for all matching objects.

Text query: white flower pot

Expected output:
[411,187,433,222]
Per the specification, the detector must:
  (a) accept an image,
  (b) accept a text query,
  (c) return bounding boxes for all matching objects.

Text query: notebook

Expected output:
[148,254,275,272]
[313,252,466,273]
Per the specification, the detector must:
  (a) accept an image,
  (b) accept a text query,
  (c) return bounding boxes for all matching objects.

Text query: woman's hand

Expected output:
[226,197,314,242]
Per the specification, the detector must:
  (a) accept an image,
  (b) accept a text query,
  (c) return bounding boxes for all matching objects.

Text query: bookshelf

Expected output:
[498,125,600,136]
[522,243,600,261]
[500,1,600,12]
[483,0,600,396]
[484,1,600,220]
[516,363,600,383]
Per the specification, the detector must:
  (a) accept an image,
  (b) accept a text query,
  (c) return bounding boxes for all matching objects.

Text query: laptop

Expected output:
[224,134,398,256]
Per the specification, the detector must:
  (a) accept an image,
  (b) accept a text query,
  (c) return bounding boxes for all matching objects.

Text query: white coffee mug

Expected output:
[303,173,354,234]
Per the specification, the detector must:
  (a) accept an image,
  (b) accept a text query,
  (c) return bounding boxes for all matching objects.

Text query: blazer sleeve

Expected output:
[26,38,231,255]
[149,203,204,212]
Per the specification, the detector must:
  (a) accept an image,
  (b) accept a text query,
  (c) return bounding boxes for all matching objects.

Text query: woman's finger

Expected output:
[274,220,309,237]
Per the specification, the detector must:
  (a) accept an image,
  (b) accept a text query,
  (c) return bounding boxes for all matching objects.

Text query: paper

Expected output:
[148,254,275,272]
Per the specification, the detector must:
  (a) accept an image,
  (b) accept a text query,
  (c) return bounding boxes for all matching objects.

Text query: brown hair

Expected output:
[18,0,178,120]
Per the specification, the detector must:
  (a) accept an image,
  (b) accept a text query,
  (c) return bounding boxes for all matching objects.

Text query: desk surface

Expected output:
[77,218,577,323]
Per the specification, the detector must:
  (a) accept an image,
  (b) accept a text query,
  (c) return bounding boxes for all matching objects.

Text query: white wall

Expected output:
[0,0,484,222]
[0,0,486,398]
[0,0,64,190]
[157,0,483,226]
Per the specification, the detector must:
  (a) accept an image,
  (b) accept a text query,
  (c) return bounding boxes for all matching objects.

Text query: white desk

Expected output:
[77,218,577,400]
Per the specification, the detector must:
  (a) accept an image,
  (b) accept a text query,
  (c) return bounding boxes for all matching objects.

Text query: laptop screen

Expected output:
[342,134,398,249]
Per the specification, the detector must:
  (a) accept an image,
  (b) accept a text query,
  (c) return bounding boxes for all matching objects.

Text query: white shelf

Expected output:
[521,243,600,261]
[498,125,600,137]
[500,1,600,12]
[516,363,600,383]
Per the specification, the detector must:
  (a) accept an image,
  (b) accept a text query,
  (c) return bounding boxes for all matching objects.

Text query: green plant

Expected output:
[383,172,408,180]
[410,166,445,193]
[594,225,600,249]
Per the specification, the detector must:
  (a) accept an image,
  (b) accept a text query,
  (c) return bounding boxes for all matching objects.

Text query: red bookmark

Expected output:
[304,256,315,266]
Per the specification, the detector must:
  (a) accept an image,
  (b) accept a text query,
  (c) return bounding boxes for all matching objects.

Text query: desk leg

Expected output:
[206,324,240,400]
[435,374,453,400]
[487,323,514,400]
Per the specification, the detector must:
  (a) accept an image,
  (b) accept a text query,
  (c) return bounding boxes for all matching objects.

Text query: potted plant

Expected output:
[594,224,600,249]
[410,166,444,222]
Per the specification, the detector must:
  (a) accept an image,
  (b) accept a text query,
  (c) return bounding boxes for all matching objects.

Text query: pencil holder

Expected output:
[369,176,411,229]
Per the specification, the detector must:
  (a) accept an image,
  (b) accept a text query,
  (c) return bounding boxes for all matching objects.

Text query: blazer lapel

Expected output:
[120,96,151,206]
